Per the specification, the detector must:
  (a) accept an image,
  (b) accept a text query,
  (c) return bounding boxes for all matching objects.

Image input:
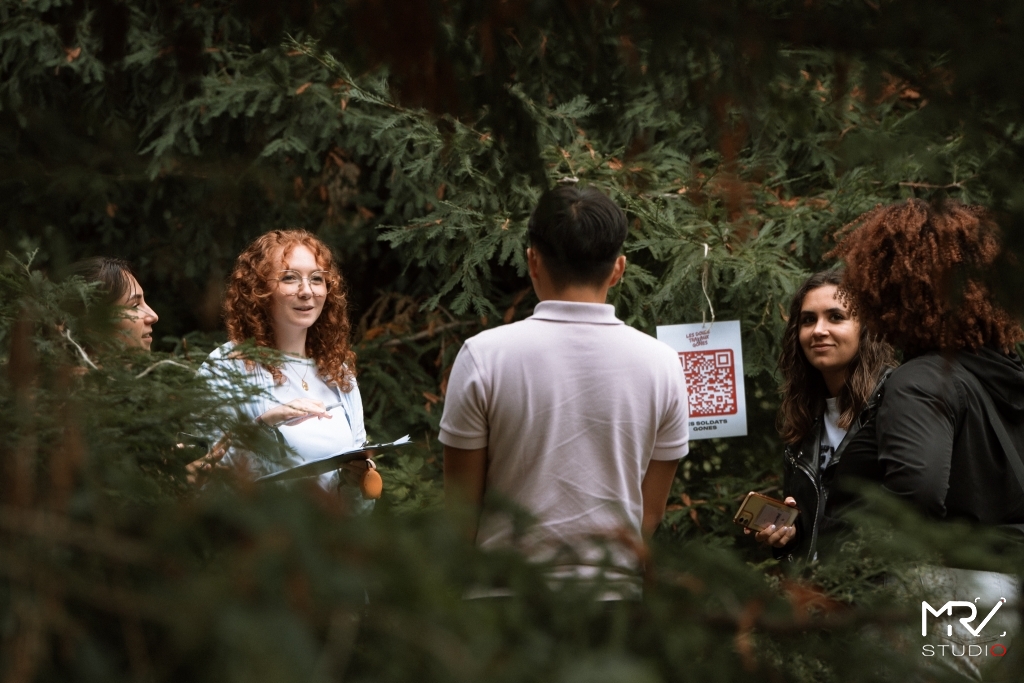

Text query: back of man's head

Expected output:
[528,185,628,290]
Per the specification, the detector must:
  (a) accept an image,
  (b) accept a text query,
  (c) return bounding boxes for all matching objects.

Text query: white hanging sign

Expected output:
[656,320,748,440]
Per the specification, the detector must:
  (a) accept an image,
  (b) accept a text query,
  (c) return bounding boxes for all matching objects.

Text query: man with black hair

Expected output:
[440,185,690,598]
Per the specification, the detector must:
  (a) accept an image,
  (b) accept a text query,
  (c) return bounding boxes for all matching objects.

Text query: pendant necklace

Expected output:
[287,352,311,391]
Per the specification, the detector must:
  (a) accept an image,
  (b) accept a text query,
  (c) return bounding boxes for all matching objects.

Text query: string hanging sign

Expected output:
[656,244,748,440]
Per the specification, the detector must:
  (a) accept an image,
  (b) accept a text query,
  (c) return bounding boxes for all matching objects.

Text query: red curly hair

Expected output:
[832,199,1023,356]
[223,230,357,390]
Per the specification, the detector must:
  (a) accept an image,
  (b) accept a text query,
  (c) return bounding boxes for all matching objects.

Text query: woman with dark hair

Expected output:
[754,270,896,560]
[200,230,370,493]
[72,258,220,486]
[72,257,159,350]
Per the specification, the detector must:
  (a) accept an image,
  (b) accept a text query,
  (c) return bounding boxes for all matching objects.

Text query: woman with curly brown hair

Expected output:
[832,198,1024,681]
[200,230,366,490]
[830,199,1024,529]
[752,270,896,560]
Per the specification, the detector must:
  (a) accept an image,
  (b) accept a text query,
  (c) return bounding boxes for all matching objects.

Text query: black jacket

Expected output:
[778,370,890,561]
[831,348,1024,534]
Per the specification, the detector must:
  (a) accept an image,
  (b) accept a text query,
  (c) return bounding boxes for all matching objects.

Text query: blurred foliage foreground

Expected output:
[4,258,1024,682]
[5,1,1024,676]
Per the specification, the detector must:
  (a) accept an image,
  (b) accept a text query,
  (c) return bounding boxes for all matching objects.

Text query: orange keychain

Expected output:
[360,459,382,499]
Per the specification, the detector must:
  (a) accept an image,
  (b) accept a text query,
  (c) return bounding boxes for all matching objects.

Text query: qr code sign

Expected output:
[679,350,738,417]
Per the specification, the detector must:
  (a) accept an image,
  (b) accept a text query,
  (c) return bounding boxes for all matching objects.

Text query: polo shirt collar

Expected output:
[529,300,623,325]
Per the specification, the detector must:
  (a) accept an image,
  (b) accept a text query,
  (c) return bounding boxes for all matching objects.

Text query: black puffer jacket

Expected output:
[832,348,1024,536]
[777,370,890,561]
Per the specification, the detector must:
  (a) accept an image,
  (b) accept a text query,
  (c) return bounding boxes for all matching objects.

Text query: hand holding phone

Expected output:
[737,493,798,540]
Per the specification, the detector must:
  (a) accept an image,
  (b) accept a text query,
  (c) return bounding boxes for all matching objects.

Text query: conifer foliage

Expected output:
[2,1,1024,680]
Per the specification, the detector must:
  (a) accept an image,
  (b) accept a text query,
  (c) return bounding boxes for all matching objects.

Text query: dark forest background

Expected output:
[3,1,1024,681]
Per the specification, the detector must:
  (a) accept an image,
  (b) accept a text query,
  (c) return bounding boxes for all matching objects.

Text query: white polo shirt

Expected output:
[439,300,689,591]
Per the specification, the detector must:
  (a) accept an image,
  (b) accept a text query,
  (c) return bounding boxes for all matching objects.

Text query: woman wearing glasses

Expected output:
[200,230,368,491]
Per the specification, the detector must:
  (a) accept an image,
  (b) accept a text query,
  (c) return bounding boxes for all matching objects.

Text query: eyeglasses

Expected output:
[271,270,330,294]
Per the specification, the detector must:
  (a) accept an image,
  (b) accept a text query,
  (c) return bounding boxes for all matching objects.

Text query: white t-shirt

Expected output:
[820,397,846,470]
[439,300,690,592]
[202,342,365,489]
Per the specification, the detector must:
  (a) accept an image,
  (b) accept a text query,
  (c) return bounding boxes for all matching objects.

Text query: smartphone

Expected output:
[733,492,799,532]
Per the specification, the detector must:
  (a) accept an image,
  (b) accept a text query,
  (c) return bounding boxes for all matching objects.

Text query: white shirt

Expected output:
[820,397,846,470]
[439,300,690,592]
[201,342,366,489]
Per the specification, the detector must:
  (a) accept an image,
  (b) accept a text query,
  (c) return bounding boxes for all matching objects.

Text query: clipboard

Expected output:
[255,435,413,483]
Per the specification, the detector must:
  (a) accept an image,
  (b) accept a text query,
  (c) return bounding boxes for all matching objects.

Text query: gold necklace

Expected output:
[285,352,311,391]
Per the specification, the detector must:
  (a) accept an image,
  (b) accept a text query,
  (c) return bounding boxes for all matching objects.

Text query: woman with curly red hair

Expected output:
[831,199,1024,679]
[830,199,1024,528]
[200,230,367,490]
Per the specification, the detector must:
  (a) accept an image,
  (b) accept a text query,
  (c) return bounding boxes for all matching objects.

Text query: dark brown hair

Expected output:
[777,270,897,445]
[71,257,137,304]
[223,230,356,391]
[528,185,628,289]
[832,199,1023,356]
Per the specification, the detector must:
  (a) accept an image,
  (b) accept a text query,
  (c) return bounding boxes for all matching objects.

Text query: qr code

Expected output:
[679,350,738,417]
